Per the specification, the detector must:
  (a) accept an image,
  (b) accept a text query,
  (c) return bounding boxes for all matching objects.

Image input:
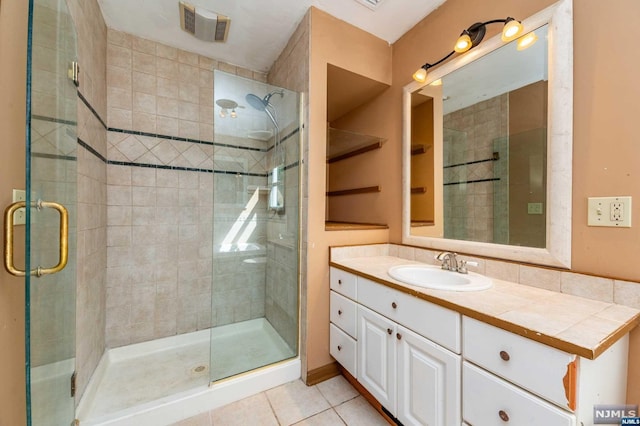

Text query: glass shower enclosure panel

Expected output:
[210,71,300,382]
[25,0,78,424]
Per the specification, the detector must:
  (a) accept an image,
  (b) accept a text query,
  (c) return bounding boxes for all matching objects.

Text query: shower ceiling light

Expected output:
[216,98,240,118]
[413,16,526,83]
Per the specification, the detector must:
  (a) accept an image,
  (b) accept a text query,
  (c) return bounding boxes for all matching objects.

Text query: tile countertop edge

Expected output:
[329,261,640,360]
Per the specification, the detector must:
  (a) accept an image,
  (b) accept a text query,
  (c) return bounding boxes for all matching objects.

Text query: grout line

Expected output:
[263,387,283,426]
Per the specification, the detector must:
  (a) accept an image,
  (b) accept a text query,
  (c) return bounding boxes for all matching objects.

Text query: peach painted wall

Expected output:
[0,0,28,424]
[305,7,392,374]
[392,0,640,404]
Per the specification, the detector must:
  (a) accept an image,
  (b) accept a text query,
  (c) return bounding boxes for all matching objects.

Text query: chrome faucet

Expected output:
[435,251,478,274]
[436,252,458,272]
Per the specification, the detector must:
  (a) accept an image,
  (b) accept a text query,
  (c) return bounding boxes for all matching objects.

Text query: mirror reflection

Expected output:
[410,25,549,248]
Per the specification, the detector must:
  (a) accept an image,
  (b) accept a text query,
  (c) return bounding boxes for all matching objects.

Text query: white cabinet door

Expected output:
[397,325,461,426]
[358,305,396,413]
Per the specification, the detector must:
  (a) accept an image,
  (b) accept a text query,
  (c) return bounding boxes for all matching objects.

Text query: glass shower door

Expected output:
[26,0,78,424]
[210,71,300,382]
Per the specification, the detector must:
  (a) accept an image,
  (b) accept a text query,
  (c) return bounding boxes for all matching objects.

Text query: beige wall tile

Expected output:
[199,55,216,70]
[485,259,519,283]
[132,71,156,95]
[178,49,199,66]
[179,82,199,103]
[133,51,156,75]
[132,36,156,55]
[108,28,132,48]
[108,107,132,129]
[156,43,178,60]
[133,111,157,133]
[157,117,179,137]
[614,280,640,310]
[157,96,179,118]
[107,65,132,91]
[199,69,213,88]
[107,44,132,70]
[157,57,179,80]
[217,62,237,74]
[561,272,614,302]
[157,77,179,99]
[236,67,252,79]
[133,92,157,114]
[179,120,199,139]
[178,101,199,121]
[107,86,132,111]
[518,265,562,292]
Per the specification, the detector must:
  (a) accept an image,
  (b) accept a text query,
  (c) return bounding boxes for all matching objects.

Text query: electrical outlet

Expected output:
[587,196,632,227]
[12,189,26,226]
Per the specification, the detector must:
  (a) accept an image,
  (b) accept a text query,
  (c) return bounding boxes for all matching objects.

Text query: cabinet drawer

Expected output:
[330,291,357,338]
[463,316,576,409]
[330,267,357,300]
[463,362,575,426]
[358,277,460,353]
[330,323,357,377]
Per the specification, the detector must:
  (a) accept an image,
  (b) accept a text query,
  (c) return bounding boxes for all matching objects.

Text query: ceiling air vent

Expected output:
[354,0,386,10]
[179,1,230,42]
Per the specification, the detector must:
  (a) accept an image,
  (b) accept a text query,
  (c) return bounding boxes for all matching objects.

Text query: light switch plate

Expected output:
[527,202,543,215]
[587,196,632,227]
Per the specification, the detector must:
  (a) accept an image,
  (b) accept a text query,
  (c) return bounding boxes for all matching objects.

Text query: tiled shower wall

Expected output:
[267,12,309,352]
[443,94,507,243]
[104,29,268,347]
[70,0,108,401]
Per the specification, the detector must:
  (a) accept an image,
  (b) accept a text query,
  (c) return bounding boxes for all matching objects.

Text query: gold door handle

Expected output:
[4,200,68,277]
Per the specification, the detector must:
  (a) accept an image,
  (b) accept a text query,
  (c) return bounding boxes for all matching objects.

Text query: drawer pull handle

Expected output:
[387,328,392,335]
[338,279,342,285]
[499,350,510,361]
[337,345,342,351]
[338,310,342,315]
[392,302,397,309]
[498,410,509,422]
[396,333,402,340]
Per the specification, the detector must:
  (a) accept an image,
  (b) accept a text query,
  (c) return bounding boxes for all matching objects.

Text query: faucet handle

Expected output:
[457,260,478,274]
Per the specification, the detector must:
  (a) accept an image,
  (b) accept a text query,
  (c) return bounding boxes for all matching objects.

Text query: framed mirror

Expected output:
[402,0,573,268]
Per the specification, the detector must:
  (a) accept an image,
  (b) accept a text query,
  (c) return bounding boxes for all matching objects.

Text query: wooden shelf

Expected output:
[327,127,385,163]
[326,186,380,197]
[411,144,431,156]
[411,220,435,227]
[325,221,389,231]
[411,187,427,194]
[327,141,382,164]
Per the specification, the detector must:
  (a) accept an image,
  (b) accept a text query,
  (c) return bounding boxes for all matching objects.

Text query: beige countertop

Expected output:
[330,255,640,360]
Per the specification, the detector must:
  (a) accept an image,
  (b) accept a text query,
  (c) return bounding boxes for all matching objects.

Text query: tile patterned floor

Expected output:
[172,376,389,426]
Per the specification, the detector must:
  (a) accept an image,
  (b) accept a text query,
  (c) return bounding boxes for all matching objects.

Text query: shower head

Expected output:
[245,90,284,111]
[245,93,268,111]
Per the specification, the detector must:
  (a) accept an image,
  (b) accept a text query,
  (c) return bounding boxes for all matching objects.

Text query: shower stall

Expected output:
[76,71,302,425]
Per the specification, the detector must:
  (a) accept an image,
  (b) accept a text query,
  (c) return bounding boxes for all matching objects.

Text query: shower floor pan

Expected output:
[77,318,299,426]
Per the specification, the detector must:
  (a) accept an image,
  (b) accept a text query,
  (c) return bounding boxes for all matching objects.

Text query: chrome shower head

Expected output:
[245,90,284,111]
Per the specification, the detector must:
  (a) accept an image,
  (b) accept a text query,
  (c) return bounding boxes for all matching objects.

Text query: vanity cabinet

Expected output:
[462,316,629,425]
[330,267,461,426]
[329,266,632,426]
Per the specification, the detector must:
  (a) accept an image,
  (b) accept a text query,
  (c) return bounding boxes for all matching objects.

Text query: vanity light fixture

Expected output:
[413,17,525,83]
[517,31,538,51]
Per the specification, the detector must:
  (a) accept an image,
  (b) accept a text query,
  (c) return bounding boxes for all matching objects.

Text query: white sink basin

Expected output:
[388,264,492,291]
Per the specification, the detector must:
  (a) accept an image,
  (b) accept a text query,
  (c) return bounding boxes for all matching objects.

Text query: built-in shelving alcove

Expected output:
[325,64,390,231]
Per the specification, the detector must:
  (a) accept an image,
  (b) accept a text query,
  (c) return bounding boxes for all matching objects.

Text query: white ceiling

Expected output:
[97,0,446,73]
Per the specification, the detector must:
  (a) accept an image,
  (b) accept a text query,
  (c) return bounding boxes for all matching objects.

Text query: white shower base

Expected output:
[77,318,299,426]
